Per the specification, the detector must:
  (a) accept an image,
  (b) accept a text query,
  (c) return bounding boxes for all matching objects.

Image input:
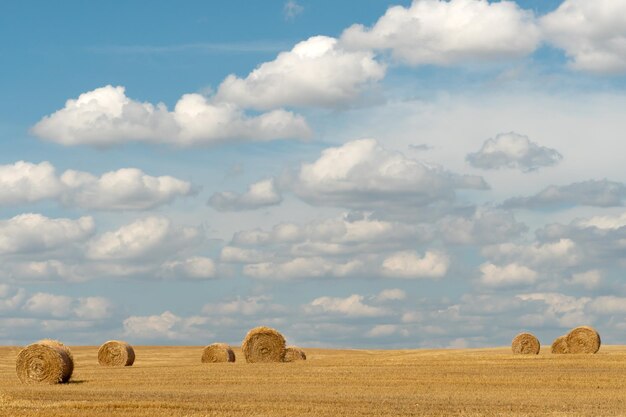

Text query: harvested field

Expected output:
[2,345,626,416]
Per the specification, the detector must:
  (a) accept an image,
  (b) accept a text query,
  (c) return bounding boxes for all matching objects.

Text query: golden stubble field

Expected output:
[2,345,626,416]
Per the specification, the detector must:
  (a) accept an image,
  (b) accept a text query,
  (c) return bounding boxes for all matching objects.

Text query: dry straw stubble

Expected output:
[511,333,540,354]
[98,340,135,366]
[283,346,306,362]
[242,326,286,363]
[15,339,74,384]
[566,326,601,354]
[201,343,236,363]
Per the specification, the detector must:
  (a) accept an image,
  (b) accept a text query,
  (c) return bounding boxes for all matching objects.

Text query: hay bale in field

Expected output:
[98,340,135,366]
[242,326,286,363]
[551,335,569,354]
[566,326,601,354]
[283,346,306,362]
[201,343,235,363]
[15,339,74,384]
[511,333,540,355]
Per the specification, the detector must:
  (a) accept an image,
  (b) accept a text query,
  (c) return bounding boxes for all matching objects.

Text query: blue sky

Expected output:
[1,0,626,349]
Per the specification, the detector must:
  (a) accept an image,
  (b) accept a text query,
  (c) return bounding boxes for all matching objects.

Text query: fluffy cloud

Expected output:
[466,132,562,172]
[216,36,385,109]
[291,139,487,209]
[220,246,266,263]
[381,250,449,279]
[123,311,209,340]
[0,285,26,312]
[73,297,113,320]
[479,263,538,287]
[86,216,201,261]
[568,270,602,290]
[208,179,282,211]
[0,161,62,205]
[243,257,365,280]
[375,288,406,302]
[305,294,389,317]
[535,213,626,268]
[504,179,626,209]
[0,161,194,210]
[437,207,527,245]
[31,85,311,146]
[542,0,626,73]
[160,257,217,280]
[366,324,406,338]
[20,293,108,321]
[341,0,540,66]
[0,214,94,255]
[61,168,195,210]
[231,212,428,255]
[516,292,591,327]
[202,295,285,316]
[481,239,581,269]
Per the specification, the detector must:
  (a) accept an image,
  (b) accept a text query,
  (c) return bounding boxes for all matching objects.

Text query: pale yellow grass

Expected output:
[2,345,626,416]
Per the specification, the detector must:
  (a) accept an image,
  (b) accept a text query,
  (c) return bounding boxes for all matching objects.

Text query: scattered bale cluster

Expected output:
[13,327,309,383]
[511,332,540,355]
[553,326,601,354]
[242,326,287,363]
[15,339,74,384]
[201,343,236,363]
[98,340,135,366]
[512,326,602,355]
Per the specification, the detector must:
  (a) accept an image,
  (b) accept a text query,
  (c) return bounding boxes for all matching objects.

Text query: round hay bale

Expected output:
[283,346,306,362]
[511,333,540,355]
[566,326,601,354]
[15,339,74,384]
[241,326,286,363]
[551,335,569,354]
[201,343,235,363]
[98,340,135,366]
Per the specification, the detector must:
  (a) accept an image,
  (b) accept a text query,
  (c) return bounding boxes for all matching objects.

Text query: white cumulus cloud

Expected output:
[208,178,282,211]
[542,0,626,74]
[216,36,386,109]
[306,294,388,317]
[291,138,487,209]
[31,85,312,147]
[466,132,562,172]
[0,161,194,210]
[0,214,94,255]
[86,216,200,261]
[341,0,540,66]
[382,250,449,279]
[161,257,217,280]
[480,262,537,287]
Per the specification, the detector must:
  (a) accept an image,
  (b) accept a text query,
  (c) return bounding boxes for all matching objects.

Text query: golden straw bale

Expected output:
[242,326,286,363]
[551,335,569,354]
[511,333,540,354]
[201,343,235,363]
[283,346,306,362]
[15,339,74,384]
[566,326,601,354]
[98,340,135,366]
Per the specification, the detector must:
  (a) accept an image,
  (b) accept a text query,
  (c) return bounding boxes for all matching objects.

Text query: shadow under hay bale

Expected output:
[98,340,135,366]
[283,346,306,362]
[201,343,235,363]
[16,339,74,384]
[511,332,540,354]
[242,326,286,363]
